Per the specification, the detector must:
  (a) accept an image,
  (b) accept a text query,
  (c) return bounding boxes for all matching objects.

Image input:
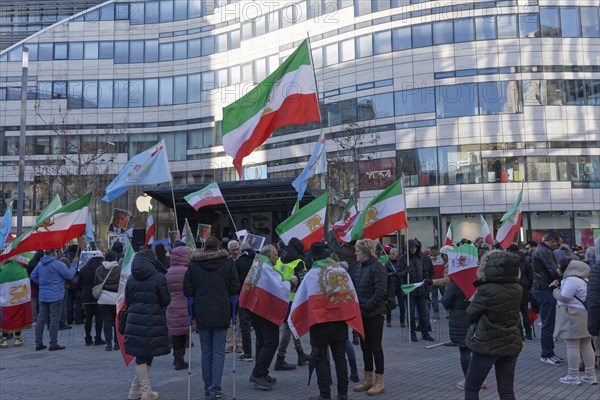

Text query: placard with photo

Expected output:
[197,223,212,241]
[108,208,132,234]
[242,233,266,252]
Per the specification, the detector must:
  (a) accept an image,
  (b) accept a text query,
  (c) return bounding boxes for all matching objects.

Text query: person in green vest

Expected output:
[273,238,310,371]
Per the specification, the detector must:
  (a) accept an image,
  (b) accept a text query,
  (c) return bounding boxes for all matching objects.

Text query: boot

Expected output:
[274,355,297,371]
[85,336,93,346]
[422,332,435,342]
[411,332,418,342]
[353,371,374,392]
[348,358,359,382]
[367,373,384,396]
[173,350,189,371]
[297,350,310,367]
[136,364,159,400]
[94,336,106,346]
[128,370,142,400]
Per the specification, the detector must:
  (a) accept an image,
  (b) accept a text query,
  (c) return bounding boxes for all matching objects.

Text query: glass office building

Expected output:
[0,0,599,246]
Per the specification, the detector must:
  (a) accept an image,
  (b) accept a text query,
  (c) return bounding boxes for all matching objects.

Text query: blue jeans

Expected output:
[465,352,518,400]
[431,287,445,314]
[533,289,556,358]
[198,328,227,394]
[35,300,63,345]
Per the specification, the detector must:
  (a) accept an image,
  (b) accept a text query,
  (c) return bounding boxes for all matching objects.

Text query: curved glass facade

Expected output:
[0,0,599,245]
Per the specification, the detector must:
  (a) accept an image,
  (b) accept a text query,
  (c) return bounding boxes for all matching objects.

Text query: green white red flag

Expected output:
[495,189,523,249]
[0,260,32,332]
[341,179,407,242]
[333,197,358,242]
[480,215,494,246]
[239,254,291,325]
[401,282,425,295]
[116,237,135,366]
[447,244,479,300]
[222,39,320,177]
[184,182,225,211]
[444,222,454,246]
[288,258,364,340]
[182,219,195,249]
[275,193,327,251]
[0,194,92,262]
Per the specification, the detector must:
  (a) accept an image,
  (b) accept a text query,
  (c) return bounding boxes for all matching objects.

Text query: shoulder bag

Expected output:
[92,267,114,299]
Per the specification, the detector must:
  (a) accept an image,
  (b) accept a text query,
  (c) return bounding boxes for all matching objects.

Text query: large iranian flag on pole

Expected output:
[496,189,523,249]
[184,182,225,211]
[239,254,291,326]
[447,244,479,300]
[0,260,32,332]
[275,193,327,251]
[333,197,358,242]
[341,179,407,242]
[0,194,92,262]
[480,214,494,246]
[222,39,320,177]
[444,222,454,246]
[288,258,364,340]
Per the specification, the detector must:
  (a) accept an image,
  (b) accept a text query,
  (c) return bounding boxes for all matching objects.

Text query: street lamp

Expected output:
[16,47,29,236]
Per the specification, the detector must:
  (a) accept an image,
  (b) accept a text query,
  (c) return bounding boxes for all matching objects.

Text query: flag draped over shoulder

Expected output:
[496,189,523,249]
[0,260,32,333]
[447,244,479,300]
[292,130,327,202]
[480,214,494,246]
[116,237,135,366]
[102,140,172,202]
[288,258,364,340]
[184,182,225,211]
[145,208,155,247]
[222,39,320,177]
[276,193,327,251]
[444,222,454,246]
[333,197,358,242]
[0,201,13,250]
[239,254,291,326]
[0,194,92,263]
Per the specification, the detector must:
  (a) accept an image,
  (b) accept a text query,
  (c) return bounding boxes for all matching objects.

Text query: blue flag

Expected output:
[292,130,327,202]
[102,140,172,202]
[86,213,95,246]
[0,201,13,250]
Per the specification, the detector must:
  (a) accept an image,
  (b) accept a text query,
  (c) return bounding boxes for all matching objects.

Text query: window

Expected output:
[241,63,253,82]
[83,80,99,108]
[215,33,228,53]
[27,44,38,61]
[145,1,159,24]
[454,18,474,43]
[241,21,253,40]
[438,146,482,185]
[144,40,158,62]
[141,78,158,106]
[202,71,214,91]
[267,55,279,74]
[540,7,560,37]
[354,0,371,16]
[173,41,187,60]
[85,9,100,21]
[160,0,173,22]
[433,21,453,45]
[497,14,518,39]
[478,81,522,115]
[169,75,186,105]
[54,43,68,60]
[436,84,478,118]
[99,41,113,59]
[114,41,129,63]
[174,0,187,20]
[229,30,240,49]
[98,80,113,108]
[38,43,53,61]
[374,30,391,54]
[113,80,129,107]
[228,65,241,85]
[189,0,202,18]
[254,15,266,36]
[545,79,563,105]
[159,43,173,61]
[324,43,338,66]
[254,58,267,82]
[126,79,142,108]
[129,40,144,63]
[412,23,432,48]
[159,77,173,105]
[188,73,201,102]
[67,81,82,108]
[116,3,130,20]
[395,87,436,116]
[475,16,496,40]
[560,7,580,38]
[519,13,540,38]
[201,36,214,55]
[563,80,586,105]
[392,27,411,51]
[37,82,52,100]
[52,81,67,99]
[356,34,373,58]
[84,42,98,59]
[357,92,394,120]
[339,39,355,62]
[100,3,115,20]
[580,7,600,37]
[587,80,600,105]
[398,148,438,187]
[130,2,144,24]
[266,11,279,32]
[188,38,201,58]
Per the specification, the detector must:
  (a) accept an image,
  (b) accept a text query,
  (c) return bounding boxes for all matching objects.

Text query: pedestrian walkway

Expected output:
[0,314,597,400]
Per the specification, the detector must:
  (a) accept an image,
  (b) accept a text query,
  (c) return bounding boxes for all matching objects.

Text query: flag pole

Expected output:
[222,198,239,234]
[170,184,180,234]
[306,33,323,124]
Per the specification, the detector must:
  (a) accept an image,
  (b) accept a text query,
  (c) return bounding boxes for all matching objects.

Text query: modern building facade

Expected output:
[1,0,599,247]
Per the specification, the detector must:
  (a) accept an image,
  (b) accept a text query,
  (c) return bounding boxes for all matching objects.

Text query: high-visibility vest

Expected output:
[274,258,304,301]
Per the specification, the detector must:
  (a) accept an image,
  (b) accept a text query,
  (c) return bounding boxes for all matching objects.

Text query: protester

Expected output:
[429,245,446,319]
[508,243,534,340]
[337,260,359,383]
[154,243,170,272]
[551,259,597,385]
[26,251,43,323]
[232,242,256,362]
[184,236,239,400]
[30,249,76,351]
[584,246,596,267]
[165,244,193,371]
[352,239,387,396]
[125,249,171,400]
[95,251,121,351]
[464,250,523,400]
[533,231,564,365]
[386,247,406,328]
[79,251,105,346]
[226,240,242,354]
[589,236,600,371]
[0,259,32,348]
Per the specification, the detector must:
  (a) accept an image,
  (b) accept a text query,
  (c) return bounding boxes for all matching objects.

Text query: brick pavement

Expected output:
[1,310,598,400]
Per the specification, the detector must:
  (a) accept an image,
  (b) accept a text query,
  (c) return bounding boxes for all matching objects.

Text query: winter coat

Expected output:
[310,321,348,346]
[30,255,76,302]
[124,252,171,358]
[234,248,255,294]
[26,252,43,296]
[441,281,470,347]
[166,246,194,336]
[465,251,523,357]
[589,236,600,336]
[397,239,434,297]
[79,256,104,304]
[352,256,387,318]
[553,260,590,339]
[183,249,239,329]
[94,261,121,305]
[532,242,559,288]
[511,249,533,303]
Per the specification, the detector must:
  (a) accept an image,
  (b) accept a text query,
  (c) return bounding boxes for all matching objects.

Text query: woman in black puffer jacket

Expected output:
[442,278,471,390]
[124,250,171,400]
[464,250,523,400]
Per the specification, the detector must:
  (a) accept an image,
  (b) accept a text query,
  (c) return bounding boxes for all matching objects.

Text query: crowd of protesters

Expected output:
[1,229,598,400]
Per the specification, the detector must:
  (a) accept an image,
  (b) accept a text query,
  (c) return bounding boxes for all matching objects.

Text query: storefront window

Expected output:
[359,158,396,191]
[482,157,525,183]
[398,148,437,187]
[438,145,482,185]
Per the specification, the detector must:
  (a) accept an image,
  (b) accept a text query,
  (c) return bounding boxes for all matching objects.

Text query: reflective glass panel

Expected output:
[563,80,586,105]
[54,43,68,60]
[229,30,240,49]
[84,42,98,59]
[159,77,173,105]
[174,0,187,20]
[100,3,115,20]
[69,42,83,60]
[160,43,173,61]
[202,36,214,55]
[202,71,214,91]
[113,80,129,107]
[519,13,540,38]
[580,7,600,37]
[38,43,53,60]
[99,41,113,59]
[395,87,436,115]
[145,1,159,24]
[497,14,518,38]
[475,16,496,40]
[129,40,144,63]
[83,80,99,108]
[324,43,338,66]
[215,33,228,53]
[67,81,82,108]
[540,7,560,37]
[478,81,522,115]
[357,92,394,120]
[254,58,267,82]
[116,3,130,20]
[392,27,411,51]
[433,21,453,45]
[144,78,158,106]
[130,2,144,24]
[188,73,201,103]
[98,80,114,108]
[560,7,580,38]
[435,84,478,118]
[374,30,391,54]
[173,76,187,104]
[114,41,129,63]
[454,18,474,42]
[52,81,67,99]
[356,34,373,58]
[173,41,187,60]
[339,38,355,62]
[128,79,143,107]
[145,40,158,62]
[188,38,201,58]
[412,23,432,48]
[160,0,173,22]
[189,0,202,18]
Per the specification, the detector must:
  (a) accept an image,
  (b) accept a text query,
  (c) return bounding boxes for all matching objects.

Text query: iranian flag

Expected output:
[276,193,327,251]
[288,259,364,340]
[333,197,358,242]
[496,189,523,249]
[182,219,195,248]
[447,244,479,300]
[0,261,32,333]
[480,214,494,246]
[444,222,454,246]
[184,182,225,211]
[145,208,155,247]
[401,281,425,295]
[222,39,320,177]
[0,194,91,262]
[239,254,291,326]
[341,179,407,242]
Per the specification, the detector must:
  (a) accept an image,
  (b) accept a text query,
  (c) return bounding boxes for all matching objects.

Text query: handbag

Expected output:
[92,267,114,299]
[118,306,128,335]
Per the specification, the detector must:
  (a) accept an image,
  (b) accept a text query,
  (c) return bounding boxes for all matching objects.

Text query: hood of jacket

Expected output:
[563,260,590,279]
[595,237,600,255]
[102,260,119,270]
[131,252,162,281]
[190,249,231,271]
[408,239,422,258]
[281,238,304,263]
[170,245,191,266]
[40,255,60,268]
[476,250,520,284]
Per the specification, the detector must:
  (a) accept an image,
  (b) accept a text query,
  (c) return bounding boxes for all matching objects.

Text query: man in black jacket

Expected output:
[184,236,239,400]
[532,230,563,365]
[232,241,256,362]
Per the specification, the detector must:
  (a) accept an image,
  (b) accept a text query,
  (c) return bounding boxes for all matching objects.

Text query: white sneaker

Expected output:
[540,356,561,365]
[456,379,465,390]
[581,375,598,385]
[559,375,581,385]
